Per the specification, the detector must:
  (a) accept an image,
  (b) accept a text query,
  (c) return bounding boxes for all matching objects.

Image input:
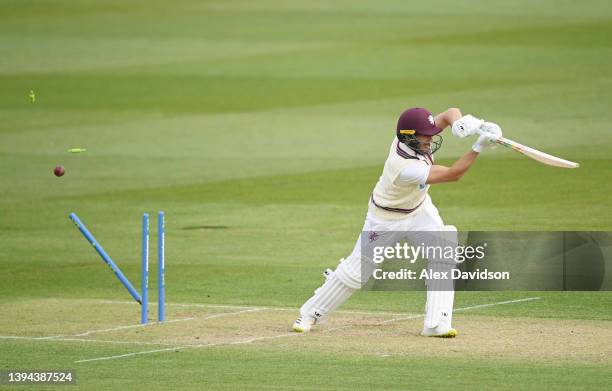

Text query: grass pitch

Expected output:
[1,1,612,390]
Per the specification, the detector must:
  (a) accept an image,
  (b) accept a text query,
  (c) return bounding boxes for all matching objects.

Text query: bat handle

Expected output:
[476,128,500,138]
[476,128,501,142]
[475,128,513,149]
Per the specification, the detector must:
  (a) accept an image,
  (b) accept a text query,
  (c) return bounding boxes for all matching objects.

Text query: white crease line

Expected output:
[0,335,173,346]
[70,299,416,317]
[0,335,62,341]
[56,338,175,346]
[83,299,257,310]
[72,307,263,337]
[322,297,542,333]
[264,307,411,317]
[168,303,263,310]
[340,296,542,329]
[74,333,302,364]
[376,297,540,325]
[454,297,541,312]
[377,314,423,325]
[70,309,268,362]
[200,308,265,319]
[3,308,263,346]
[72,317,195,337]
[74,297,541,363]
[74,346,184,363]
[230,333,299,345]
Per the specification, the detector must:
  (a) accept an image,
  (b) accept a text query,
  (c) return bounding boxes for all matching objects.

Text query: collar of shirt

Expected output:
[397,141,433,165]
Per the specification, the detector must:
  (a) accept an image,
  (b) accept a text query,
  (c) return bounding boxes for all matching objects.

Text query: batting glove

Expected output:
[472,122,502,153]
[452,114,484,138]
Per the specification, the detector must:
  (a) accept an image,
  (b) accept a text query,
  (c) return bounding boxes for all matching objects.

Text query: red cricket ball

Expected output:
[54,165,65,177]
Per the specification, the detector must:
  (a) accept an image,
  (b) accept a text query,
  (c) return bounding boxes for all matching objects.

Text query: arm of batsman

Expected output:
[451,114,484,138]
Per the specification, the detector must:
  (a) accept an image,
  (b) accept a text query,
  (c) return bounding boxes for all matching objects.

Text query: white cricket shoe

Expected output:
[421,325,458,338]
[292,316,316,333]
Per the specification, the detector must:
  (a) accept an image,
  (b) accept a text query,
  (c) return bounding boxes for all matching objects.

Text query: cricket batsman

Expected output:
[292,107,502,337]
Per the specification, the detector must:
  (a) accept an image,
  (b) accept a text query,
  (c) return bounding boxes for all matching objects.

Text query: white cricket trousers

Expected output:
[299,195,457,330]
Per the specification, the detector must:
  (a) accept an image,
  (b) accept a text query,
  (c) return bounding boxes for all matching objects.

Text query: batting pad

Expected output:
[423,261,456,329]
[422,227,458,329]
[300,265,356,322]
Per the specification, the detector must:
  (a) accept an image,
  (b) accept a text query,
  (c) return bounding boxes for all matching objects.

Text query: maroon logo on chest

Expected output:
[368,232,380,242]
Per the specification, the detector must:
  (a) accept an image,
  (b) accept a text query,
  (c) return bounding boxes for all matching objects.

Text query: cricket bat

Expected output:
[478,130,579,169]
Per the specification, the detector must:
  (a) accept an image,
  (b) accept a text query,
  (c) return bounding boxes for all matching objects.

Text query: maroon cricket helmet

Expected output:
[396,107,442,137]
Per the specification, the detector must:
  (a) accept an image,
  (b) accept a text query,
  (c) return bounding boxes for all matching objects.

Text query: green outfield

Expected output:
[1,0,611,389]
